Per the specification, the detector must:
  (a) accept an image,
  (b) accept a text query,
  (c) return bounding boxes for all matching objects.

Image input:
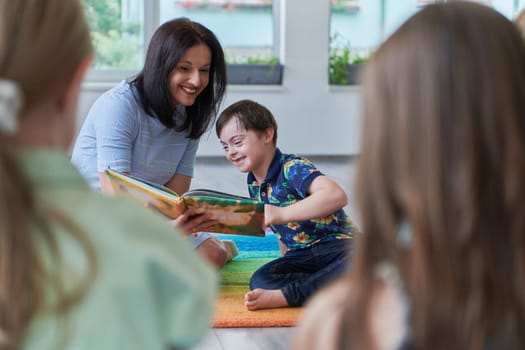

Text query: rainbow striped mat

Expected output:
[211,234,303,328]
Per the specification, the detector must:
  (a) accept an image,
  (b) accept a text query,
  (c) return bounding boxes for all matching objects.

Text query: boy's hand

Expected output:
[263,176,348,226]
[264,204,284,227]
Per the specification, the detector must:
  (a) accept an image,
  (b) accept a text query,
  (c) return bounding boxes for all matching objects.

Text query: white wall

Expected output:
[78,0,363,157]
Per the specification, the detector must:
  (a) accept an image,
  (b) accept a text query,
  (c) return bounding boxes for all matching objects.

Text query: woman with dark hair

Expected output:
[72,17,231,268]
[293,2,525,349]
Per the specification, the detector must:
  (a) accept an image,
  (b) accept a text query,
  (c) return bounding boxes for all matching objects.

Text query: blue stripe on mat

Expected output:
[215,233,280,260]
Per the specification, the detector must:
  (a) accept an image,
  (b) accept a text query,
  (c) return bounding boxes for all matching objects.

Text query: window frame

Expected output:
[84,0,283,85]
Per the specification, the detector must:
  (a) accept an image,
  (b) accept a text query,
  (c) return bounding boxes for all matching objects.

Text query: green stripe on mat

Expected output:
[213,257,303,328]
[219,258,273,285]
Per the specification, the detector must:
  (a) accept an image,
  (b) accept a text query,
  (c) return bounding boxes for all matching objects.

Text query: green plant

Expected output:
[330,0,359,13]
[351,53,369,65]
[245,55,279,65]
[329,33,351,84]
[329,33,372,85]
[82,0,141,69]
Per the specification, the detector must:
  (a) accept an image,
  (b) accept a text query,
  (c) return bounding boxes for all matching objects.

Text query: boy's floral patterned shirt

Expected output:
[248,148,358,250]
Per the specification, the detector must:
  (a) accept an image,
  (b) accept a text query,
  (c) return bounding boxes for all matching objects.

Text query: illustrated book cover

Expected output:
[104,169,265,236]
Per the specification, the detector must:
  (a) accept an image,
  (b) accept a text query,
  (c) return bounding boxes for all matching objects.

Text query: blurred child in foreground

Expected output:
[0,0,216,348]
[293,2,525,349]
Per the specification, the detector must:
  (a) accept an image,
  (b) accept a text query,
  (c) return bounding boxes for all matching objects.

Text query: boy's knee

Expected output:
[249,269,265,290]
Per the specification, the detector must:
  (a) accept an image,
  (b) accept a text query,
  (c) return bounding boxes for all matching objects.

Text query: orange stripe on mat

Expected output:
[211,285,303,328]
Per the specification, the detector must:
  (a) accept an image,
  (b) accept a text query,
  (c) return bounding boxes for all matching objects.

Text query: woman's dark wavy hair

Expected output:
[131,17,227,139]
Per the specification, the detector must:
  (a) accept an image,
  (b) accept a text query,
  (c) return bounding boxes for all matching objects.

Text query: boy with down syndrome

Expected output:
[216,99,358,310]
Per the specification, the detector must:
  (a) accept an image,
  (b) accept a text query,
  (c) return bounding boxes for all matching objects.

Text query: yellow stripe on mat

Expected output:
[212,285,303,328]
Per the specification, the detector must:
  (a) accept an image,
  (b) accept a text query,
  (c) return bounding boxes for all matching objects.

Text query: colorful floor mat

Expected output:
[211,234,303,328]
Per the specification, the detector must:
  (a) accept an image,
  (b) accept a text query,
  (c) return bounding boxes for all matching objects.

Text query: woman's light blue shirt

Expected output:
[71,81,199,191]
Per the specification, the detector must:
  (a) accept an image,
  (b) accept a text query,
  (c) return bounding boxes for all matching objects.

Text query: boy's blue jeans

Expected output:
[249,239,352,307]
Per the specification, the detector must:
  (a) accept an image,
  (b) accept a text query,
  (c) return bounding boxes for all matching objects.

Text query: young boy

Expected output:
[216,99,358,310]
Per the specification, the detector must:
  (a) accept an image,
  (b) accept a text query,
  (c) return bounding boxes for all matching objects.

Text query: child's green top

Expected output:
[17,149,217,350]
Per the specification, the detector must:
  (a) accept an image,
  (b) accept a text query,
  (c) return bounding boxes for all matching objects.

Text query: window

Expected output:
[417,0,524,18]
[417,0,492,5]
[159,0,277,64]
[331,0,360,12]
[83,0,280,83]
[329,0,385,85]
[328,0,524,85]
[83,0,144,70]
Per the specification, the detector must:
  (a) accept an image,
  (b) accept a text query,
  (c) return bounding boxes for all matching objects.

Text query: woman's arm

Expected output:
[169,137,199,195]
[164,173,192,195]
[265,175,348,226]
[278,240,288,256]
[89,84,138,191]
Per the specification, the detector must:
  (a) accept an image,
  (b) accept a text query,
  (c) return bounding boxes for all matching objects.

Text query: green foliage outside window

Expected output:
[226,54,279,65]
[329,32,370,85]
[329,33,352,84]
[82,0,142,70]
[244,55,279,65]
[330,0,360,13]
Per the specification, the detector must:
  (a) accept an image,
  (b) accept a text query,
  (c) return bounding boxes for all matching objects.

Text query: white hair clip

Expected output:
[396,220,412,250]
[0,78,23,134]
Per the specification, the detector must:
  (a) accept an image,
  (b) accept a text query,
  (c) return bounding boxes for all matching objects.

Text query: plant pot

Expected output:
[329,63,363,85]
[227,64,283,85]
[347,63,363,85]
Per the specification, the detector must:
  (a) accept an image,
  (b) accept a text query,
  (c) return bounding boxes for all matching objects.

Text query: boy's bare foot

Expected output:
[244,288,288,310]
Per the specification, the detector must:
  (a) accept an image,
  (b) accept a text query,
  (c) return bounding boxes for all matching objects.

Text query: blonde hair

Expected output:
[346,2,525,349]
[0,0,93,106]
[0,0,95,348]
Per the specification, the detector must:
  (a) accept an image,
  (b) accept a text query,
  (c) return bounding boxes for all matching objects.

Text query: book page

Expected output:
[106,169,265,235]
[184,188,252,200]
[105,169,186,218]
[183,196,265,236]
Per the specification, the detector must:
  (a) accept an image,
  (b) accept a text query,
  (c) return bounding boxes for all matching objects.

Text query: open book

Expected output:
[104,169,265,236]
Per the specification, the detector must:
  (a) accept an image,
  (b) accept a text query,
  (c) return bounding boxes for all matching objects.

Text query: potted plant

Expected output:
[329,36,351,85]
[346,53,369,85]
[226,55,283,85]
[329,33,370,85]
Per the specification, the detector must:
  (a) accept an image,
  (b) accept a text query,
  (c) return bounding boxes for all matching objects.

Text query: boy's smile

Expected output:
[219,117,275,181]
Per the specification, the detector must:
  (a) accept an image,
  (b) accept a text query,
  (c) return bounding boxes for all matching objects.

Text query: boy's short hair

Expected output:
[216,99,278,145]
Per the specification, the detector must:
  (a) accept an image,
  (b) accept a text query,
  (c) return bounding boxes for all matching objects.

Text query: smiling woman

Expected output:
[70,17,232,269]
[168,43,211,107]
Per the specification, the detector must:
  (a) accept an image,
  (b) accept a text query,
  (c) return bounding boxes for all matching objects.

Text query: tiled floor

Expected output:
[191,155,356,350]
